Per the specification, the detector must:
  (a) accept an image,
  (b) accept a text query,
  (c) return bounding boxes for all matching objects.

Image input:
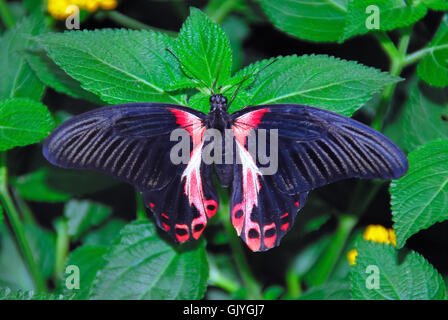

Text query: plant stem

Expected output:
[54,218,70,280]
[217,188,262,299]
[102,11,177,37]
[371,31,407,131]
[12,188,36,225]
[206,0,239,24]
[0,0,14,28]
[0,152,46,292]
[285,270,302,299]
[135,191,146,220]
[305,215,357,286]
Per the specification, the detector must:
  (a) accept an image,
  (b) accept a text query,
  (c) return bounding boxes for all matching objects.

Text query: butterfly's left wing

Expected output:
[43,103,218,243]
[229,104,408,251]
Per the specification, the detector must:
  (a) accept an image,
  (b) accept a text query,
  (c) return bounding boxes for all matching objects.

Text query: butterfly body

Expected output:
[43,95,408,252]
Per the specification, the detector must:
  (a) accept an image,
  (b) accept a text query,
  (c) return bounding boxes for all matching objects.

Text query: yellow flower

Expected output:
[347,249,358,266]
[47,0,118,20]
[363,224,396,245]
[347,225,397,265]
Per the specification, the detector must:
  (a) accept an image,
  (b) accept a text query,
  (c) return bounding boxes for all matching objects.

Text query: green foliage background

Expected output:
[0,0,447,300]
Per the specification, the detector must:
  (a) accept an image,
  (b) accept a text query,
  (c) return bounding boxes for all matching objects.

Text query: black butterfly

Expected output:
[43,90,408,251]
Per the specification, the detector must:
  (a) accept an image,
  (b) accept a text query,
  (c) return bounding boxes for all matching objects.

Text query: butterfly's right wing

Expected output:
[43,103,218,242]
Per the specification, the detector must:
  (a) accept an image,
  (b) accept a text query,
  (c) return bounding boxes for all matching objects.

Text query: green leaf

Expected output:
[0,206,3,227]
[37,29,188,105]
[259,0,349,42]
[64,200,111,241]
[62,245,108,299]
[299,281,351,300]
[24,223,56,280]
[90,219,209,300]
[222,16,249,72]
[24,48,104,103]
[342,0,427,41]
[390,140,448,248]
[423,0,448,10]
[0,98,54,151]
[0,225,34,290]
[82,219,126,246]
[0,15,45,100]
[0,288,65,300]
[11,167,119,202]
[244,55,400,116]
[387,81,448,152]
[417,14,448,87]
[350,240,446,300]
[174,8,232,89]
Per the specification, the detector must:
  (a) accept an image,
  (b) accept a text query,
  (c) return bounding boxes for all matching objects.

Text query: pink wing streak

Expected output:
[169,108,218,241]
[231,108,270,251]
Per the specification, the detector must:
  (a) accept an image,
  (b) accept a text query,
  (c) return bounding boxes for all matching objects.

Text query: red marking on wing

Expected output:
[169,108,205,147]
[246,231,261,252]
[280,223,290,232]
[150,202,155,208]
[174,224,189,242]
[162,223,170,231]
[232,203,244,235]
[205,199,218,218]
[231,109,270,252]
[295,201,300,208]
[281,212,288,219]
[263,222,276,249]
[233,108,269,145]
[171,108,216,241]
[161,213,169,219]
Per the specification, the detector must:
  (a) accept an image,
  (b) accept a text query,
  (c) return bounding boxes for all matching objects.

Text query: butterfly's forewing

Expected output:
[229,104,408,251]
[43,103,218,242]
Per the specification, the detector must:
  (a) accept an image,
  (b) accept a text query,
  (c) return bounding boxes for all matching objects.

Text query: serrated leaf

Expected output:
[11,167,118,202]
[342,0,427,41]
[24,48,103,103]
[0,288,66,300]
[350,240,446,299]
[37,29,188,105]
[387,81,448,152]
[0,15,45,100]
[64,200,111,241]
[244,55,399,116]
[259,0,349,42]
[417,14,448,87]
[62,245,108,299]
[0,98,54,151]
[299,281,351,300]
[174,7,232,89]
[390,140,448,248]
[82,219,126,246]
[90,219,208,300]
[423,0,448,10]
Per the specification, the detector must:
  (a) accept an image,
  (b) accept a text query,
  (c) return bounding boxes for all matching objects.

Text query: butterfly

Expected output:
[42,85,408,252]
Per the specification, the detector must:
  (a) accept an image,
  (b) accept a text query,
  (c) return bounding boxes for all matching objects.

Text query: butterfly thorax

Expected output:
[207,94,231,130]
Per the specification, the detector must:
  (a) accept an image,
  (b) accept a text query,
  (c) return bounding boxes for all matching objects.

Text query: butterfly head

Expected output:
[210,94,228,112]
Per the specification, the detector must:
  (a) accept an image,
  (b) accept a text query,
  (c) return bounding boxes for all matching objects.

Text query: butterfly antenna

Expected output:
[225,58,279,110]
[165,48,211,92]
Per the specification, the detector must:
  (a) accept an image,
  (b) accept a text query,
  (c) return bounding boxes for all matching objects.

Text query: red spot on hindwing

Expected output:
[263,222,276,249]
[174,224,189,242]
